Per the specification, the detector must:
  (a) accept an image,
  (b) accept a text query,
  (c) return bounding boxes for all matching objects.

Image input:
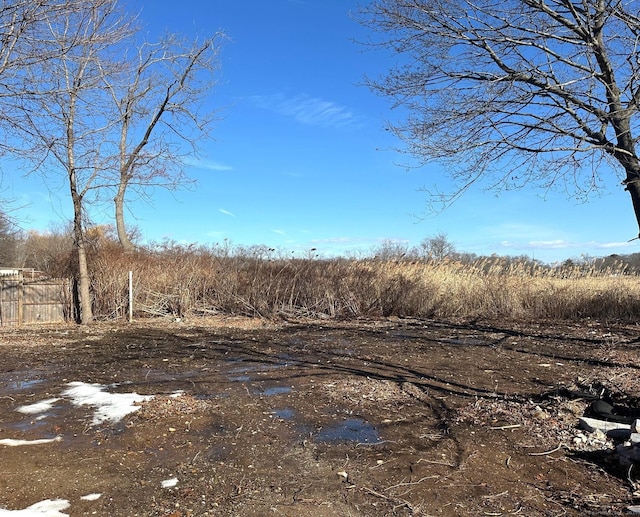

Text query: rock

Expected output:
[578,416,631,433]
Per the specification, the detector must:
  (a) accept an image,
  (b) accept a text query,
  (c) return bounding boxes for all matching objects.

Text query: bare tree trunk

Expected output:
[71,180,93,323]
[76,235,93,323]
[114,182,134,252]
[624,171,640,239]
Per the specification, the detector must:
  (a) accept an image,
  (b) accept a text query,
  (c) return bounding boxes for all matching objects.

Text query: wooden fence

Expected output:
[0,270,70,326]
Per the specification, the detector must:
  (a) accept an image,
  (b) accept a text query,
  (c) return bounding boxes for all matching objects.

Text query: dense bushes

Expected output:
[10,229,640,322]
[83,242,640,322]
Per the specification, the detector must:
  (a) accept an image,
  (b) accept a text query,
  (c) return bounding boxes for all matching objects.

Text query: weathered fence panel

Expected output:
[0,270,70,326]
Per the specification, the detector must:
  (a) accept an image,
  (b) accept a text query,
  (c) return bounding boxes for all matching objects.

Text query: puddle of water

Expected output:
[316,419,381,444]
[261,386,292,396]
[225,355,293,377]
[445,338,486,346]
[228,375,251,382]
[9,413,54,432]
[272,408,295,420]
[7,379,44,391]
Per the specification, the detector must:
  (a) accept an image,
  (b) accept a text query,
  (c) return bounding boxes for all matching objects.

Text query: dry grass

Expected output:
[85,243,640,322]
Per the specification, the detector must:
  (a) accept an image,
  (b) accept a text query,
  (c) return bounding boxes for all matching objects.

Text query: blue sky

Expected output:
[8,0,639,263]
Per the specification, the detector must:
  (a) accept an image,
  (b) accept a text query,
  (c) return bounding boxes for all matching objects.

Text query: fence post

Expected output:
[128,271,133,322]
[17,271,23,326]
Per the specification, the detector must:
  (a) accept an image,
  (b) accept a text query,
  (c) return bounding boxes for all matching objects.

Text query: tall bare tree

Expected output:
[11,0,135,323]
[0,1,85,219]
[361,1,640,236]
[104,34,223,251]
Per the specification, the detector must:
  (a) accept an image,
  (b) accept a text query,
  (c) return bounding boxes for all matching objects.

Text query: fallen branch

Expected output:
[528,444,563,456]
[361,486,416,513]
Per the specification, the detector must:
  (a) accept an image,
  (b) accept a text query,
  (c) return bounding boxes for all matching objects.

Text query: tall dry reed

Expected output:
[87,244,640,322]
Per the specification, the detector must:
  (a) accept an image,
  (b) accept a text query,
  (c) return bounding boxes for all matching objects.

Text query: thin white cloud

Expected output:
[250,93,361,128]
[311,236,375,245]
[272,229,286,235]
[500,239,633,252]
[219,209,235,217]
[311,237,356,244]
[184,157,233,172]
[596,241,632,249]
[525,240,569,249]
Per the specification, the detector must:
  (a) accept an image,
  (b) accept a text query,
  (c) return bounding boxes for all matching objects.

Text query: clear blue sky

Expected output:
[9,0,640,263]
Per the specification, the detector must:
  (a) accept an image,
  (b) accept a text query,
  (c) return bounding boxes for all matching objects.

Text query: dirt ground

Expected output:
[1,316,640,516]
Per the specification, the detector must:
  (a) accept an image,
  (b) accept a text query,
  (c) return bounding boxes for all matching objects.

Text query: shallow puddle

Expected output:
[228,375,251,382]
[260,386,292,396]
[316,418,381,444]
[272,408,295,420]
[7,379,44,391]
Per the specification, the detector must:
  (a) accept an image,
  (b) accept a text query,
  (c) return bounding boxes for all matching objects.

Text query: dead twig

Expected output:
[416,458,456,467]
[482,490,509,499]
[361,486,416,513]
[385,476,440,491]
[528,444,563,456]
[628,464,637,491]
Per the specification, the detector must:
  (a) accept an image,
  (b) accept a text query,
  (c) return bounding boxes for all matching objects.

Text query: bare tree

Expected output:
[0,207,23,265]
[11,0,135,323]
[420,232,456,261]
[0,1,86,218]
[372,239,410,260]
[104,34,224,251]
[361,1,640,236]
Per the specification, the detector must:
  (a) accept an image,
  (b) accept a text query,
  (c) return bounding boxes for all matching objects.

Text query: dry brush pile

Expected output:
[85,242,640,322]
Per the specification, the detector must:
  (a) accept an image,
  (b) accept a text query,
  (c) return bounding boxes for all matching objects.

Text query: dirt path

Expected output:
[0,317,638,516]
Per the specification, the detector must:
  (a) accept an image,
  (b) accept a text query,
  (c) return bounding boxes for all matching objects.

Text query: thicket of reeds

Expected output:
[86,241,640,322]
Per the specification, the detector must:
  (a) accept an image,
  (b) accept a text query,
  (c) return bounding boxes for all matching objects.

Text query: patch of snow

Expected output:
[161,477,179,488]
[62,382,153,425]
[0,498,69,516]
[79,494,101,501]
[16,399,60,415]
[169,390,185,398]
[0,436,62,447]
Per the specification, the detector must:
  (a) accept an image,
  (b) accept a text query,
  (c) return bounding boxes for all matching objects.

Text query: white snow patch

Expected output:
[16,399,60,415]
[0,436,62,447]
[169,390,185,398]
[161,477,179,488]
[79,494,101,501]
[0,498,70,516]
[62,382,153,425]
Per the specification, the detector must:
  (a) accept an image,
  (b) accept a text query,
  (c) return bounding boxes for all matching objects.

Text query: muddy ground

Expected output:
[1,316,640,516]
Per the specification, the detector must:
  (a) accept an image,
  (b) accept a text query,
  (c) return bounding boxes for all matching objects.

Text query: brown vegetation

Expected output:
[86,239,640,323]
[8,228,640,323]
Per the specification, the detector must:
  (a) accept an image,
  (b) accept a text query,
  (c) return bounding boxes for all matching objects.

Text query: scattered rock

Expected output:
[578,416,630,433]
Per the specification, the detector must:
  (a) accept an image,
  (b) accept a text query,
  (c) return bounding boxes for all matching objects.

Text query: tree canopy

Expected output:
[361,0,640,235]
